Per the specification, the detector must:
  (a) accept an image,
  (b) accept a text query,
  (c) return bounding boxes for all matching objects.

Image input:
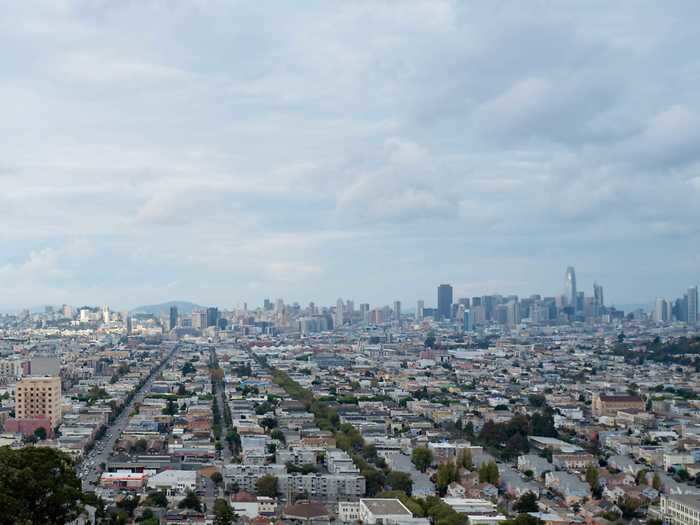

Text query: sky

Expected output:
[1,1,700,311]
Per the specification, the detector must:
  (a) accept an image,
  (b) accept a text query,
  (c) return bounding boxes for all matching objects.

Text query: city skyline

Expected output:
[1,2,700,309]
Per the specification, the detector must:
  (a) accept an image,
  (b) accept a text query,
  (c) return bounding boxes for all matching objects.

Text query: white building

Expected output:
[147,470,198,496]
[661,494,700,525]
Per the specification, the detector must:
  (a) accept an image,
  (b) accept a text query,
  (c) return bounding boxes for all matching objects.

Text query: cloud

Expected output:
[0,1,700,307]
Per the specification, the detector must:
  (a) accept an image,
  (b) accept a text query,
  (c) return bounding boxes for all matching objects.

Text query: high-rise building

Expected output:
[15,375,62,429]
[593,282,604,308]
[463,309,473,332]
[393,301,401,321]
[565,266,577,310]
[416,300,424,320]
[335,298,344,328]
[206,307,219,327]
[688,286,698,325]
[359,303,370,323]
[506,300,520,327]
[654,298,669,322]
[437,284,453,320]
[169,306,178,330]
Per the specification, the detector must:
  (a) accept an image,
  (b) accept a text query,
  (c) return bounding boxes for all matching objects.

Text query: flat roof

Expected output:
[361,498,412,516]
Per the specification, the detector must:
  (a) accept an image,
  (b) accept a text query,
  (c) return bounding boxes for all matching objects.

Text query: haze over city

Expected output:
[2,1,700,309]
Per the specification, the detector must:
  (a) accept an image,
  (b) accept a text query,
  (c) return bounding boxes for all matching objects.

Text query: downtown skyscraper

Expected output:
[437,284,453,320]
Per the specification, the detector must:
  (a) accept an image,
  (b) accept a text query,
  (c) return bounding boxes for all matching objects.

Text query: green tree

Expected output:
[513,491,539,513]
[411,447,433,472]
[145,490,168,507]
[211,471,223,486]
[182,362,196,375]
[478,461,500,485]
[255,475,278,497]
[458,449,473,470]
[387,471,413,495]
[33,427,47,441]
[585,465,599,491]
[178,490,202,512]
[0,447,84,525]
[652,472,662,491]
[214,498,236,525]
[436,463,460,495]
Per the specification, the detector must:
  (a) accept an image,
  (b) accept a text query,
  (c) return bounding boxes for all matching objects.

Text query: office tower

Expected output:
[688,286,698,325]
[15,375,62,429]
[359,303,370,323]
[346,300,354,316]
[471,297,482,307]
[335,298,344,328]
[169,306,178,330]
[463,309,473,332]
[393,301,401,321]
[482,295,496,320]
[416,300,424,320]
[506,300,520,327]
[654,298,669,322]
[593,282,604,308]
[126,315,133,335]
[458,297,470,308]
[263,299,273,311]
[206,307,219,327]
[102,305,110,323]
[437,284,453,320]
[576,291,584,313]
[565,266,577,310]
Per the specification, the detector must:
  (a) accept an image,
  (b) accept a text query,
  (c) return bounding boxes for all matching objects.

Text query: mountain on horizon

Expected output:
[130,301,204,316]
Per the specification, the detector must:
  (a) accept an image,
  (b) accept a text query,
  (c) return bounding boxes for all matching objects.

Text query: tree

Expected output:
[652,472,662,491]
[162,399,178,416]
[387,471,413,496]
[145,490,168,507]
[585,465,599,491]
[478,461,500,485]
[412,447,433,472]
[182,362,196,375]
[618,496,641,519]
[214,498,236,525]
[256,475,278,497]
[132,438,148,453]
[458,449,473,470]
[0,447,84,525]
[211,471,224,486]
[425,331,436,348]
[436,463,460,495]
[178,490,202,512]
[513,491,539,513]
[33,426,47,441]
[270,429,286,444]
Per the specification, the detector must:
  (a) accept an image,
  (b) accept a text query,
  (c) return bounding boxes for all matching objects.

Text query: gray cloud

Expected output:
[0,0,699,308]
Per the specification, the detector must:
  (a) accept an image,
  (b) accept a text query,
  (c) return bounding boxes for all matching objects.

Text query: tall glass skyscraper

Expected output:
[565,266,577,310]
[437,284,453,320]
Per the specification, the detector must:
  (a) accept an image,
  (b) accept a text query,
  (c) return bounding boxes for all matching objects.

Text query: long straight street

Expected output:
[79,345,179,491]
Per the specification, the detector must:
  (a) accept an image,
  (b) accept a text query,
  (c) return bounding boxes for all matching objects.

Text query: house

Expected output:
[544,471,591,504]
[518,454,552,478]
[607,455,645,476]
[552,453,596,472]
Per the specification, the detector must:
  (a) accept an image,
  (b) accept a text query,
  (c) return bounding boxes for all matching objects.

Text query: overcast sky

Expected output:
[1,1,700,311]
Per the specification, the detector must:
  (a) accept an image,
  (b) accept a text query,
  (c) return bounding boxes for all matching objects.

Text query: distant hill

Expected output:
[130,301,204,316]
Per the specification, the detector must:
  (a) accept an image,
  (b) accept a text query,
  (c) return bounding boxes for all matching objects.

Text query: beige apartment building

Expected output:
[591,393,645,417]
[15,376,62,429]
